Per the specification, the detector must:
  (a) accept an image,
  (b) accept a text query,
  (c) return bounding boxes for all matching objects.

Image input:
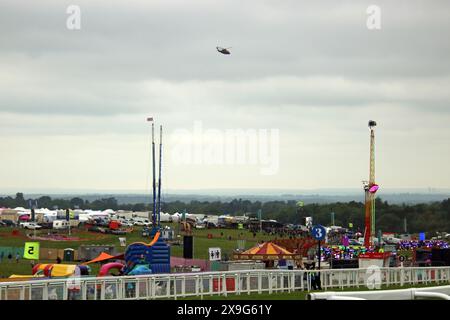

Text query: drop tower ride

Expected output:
[363,120,379,247]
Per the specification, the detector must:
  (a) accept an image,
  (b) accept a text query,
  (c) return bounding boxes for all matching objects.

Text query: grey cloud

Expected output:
[0,0,449,120]
[1,0,449,83]
[0,0,449,190]
[0,75,449,134]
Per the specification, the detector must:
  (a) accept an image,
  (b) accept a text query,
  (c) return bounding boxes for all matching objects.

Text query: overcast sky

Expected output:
[0,0,449,194]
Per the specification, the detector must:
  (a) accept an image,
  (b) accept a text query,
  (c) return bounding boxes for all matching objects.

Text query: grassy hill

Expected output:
[0,223,270,277]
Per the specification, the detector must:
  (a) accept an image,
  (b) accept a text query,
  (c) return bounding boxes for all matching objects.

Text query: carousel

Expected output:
[233,241,302,261]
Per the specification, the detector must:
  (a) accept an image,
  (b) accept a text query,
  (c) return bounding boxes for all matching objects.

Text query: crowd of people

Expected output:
[0,251,21,263]
[397,240,449,250]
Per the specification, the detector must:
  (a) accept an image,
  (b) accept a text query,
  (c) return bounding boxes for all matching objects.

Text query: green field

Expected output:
[0,223,267,277]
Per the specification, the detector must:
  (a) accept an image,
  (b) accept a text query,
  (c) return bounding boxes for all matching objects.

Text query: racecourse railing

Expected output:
[308,285,450,300]
[1,266,450,300]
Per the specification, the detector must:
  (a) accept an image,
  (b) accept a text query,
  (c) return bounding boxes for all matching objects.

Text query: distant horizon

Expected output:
[1,187,449,197]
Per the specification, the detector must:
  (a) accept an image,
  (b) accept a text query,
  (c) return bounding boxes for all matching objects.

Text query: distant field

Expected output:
[0,223,270,277]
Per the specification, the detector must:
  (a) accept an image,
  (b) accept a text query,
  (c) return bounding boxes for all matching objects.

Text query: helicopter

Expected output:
[216,46,231,55]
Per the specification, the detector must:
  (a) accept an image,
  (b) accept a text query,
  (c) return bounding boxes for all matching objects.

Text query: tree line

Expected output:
[1,193,450,234]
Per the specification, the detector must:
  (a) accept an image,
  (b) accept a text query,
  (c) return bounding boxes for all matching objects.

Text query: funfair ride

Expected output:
[363,120,379,248]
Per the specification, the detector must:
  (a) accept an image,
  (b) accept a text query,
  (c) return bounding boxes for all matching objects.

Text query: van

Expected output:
[53,220,69,230]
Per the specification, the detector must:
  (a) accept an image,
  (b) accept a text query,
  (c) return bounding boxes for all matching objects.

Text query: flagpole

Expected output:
[147,117,156,226]
[157,125,162,227]
[152,122,157,226]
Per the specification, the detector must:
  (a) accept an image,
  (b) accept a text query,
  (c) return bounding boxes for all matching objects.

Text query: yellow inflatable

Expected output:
[34,263,78,277]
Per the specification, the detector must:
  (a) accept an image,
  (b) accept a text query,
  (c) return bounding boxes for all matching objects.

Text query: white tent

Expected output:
[36,208,55,214]
[159,212,172,222]
[78,213,90,222]
[76,210,109,222]
[85,210,109,216]
[171,212,181,222]
[102,209,116,215]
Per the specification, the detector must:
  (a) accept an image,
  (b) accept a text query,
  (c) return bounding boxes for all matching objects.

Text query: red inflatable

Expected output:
[98,262,124,277]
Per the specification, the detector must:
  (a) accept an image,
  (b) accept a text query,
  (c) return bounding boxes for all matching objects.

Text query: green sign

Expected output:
[23,242,40,260]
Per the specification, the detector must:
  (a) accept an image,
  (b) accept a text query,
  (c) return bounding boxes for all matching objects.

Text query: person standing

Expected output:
[0,251,4,263]
[314,267,322,290]
[7,252,12,263]
[15,252,20,263]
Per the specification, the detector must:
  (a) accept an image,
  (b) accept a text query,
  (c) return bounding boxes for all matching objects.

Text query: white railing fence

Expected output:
[0,266,449,300]
[308,285,450,300]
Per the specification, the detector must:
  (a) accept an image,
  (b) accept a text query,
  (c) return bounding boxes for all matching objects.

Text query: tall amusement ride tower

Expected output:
[363,120,379,247]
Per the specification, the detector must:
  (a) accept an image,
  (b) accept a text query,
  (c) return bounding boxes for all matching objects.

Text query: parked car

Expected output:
[358,237,385,246]
[1,220,17,227]
[133,219,152,227]
[89,218,109,227]
[121,221,134,227]
[20,222,42,230]
[206,221,218,228]
[383,236,401,245]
